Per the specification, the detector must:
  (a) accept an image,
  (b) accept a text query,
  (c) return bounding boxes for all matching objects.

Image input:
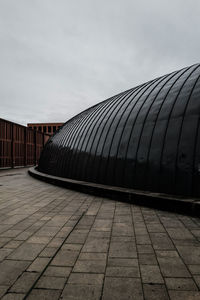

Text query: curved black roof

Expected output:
[38,63,200,197]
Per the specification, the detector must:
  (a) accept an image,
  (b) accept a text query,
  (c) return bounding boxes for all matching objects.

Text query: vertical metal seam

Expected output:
[174,68,200,194]
[67,91,127,178]
[87,80,157,182]
[191,115,200,196]
[68,90,133,178]
[101,78,163,184]
[132,68,188,184]
[121,72,175,185]
[57,104,106,176]
[72,87,140,179]
[137,65,194,190]
[158,65,200,193]
[60,103,108,176]
[94,84,151,182]
[82,89,143,180]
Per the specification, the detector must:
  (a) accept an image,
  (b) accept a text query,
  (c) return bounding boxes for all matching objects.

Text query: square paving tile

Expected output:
[102,277,143,300]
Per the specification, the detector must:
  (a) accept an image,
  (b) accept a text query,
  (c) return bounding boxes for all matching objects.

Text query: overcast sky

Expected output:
[0,0,200,126]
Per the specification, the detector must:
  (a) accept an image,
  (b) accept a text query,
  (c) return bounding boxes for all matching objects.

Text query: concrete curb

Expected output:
[28,167,200,217]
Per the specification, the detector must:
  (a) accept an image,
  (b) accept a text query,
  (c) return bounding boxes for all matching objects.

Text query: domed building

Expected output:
[38,64,200,198]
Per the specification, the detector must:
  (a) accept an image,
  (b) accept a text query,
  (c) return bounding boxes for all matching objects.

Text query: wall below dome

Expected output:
[38,63,200,198]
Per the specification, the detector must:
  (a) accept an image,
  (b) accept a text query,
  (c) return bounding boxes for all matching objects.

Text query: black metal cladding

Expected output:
[38,64,200,197]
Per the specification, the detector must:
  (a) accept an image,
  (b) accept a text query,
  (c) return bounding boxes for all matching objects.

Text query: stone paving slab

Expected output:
[0,168,200,299]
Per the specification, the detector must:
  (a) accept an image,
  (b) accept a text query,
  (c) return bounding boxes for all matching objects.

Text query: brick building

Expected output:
[27,122,64,135]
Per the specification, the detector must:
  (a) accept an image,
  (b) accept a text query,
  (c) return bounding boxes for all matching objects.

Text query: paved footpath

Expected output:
[0,169,200,300]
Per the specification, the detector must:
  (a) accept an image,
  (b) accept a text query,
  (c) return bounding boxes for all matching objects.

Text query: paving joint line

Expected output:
[131,205,145,300]
[141,207,171,299]
[61,196,104,295]
[22,210,87,300]
[156,210,200,291]
[1,192,76,253]
[0,193,65,238]
[99,200,116,300]
[1,193,87,296]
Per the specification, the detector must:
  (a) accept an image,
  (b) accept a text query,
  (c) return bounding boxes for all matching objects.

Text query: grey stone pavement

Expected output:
[0,169,200,300]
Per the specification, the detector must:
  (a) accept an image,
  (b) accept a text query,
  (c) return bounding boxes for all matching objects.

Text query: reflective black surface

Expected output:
[38,64,200,197]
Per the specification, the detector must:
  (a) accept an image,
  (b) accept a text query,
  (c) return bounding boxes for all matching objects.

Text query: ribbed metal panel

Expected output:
[38,64,200,197]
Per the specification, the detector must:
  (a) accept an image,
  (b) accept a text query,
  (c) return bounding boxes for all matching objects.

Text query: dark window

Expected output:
[53,126,56,132]
[29,126,32,129]
[43,126,46,133]
[48,126,51,133]
[38,126,42,132]
[34,126,36,130]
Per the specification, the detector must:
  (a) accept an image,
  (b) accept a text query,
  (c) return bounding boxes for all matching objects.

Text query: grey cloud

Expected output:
[0,0,200,125]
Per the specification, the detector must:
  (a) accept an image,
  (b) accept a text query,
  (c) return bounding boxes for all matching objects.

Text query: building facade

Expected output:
[27,123,64,135]
[0,118,50,168]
